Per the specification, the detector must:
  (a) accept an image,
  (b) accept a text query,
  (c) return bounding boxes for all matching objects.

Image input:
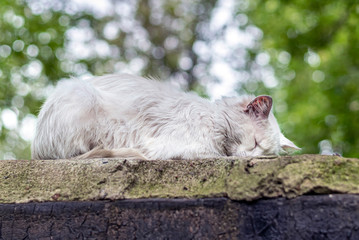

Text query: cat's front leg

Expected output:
[75,146,147,160]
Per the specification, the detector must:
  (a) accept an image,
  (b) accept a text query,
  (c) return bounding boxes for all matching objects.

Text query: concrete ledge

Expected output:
[1,154,359,203]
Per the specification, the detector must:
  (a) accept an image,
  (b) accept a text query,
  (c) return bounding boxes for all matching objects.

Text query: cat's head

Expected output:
[219,95,299,157]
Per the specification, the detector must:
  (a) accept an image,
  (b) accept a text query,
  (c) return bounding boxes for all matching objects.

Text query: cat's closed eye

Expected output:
[249,139,259,151]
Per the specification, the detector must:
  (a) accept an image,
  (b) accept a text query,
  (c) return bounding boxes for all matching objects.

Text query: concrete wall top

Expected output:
[1,154,358,203]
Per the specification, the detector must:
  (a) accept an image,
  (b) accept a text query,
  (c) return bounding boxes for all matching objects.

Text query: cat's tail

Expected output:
[75,145,147,160]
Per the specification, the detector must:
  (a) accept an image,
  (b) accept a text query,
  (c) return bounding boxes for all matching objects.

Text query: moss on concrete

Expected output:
[1,154,359,203]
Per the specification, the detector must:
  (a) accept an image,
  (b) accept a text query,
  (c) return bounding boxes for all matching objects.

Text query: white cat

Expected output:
[32,74,299,160]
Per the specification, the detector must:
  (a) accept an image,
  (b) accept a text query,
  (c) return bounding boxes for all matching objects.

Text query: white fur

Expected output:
[32,74,298,160]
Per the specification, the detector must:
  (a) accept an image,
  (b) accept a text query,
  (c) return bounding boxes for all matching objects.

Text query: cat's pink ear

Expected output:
[244,95,272,119]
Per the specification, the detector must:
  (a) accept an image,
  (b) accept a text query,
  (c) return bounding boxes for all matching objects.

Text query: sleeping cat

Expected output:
[32,74,299,160]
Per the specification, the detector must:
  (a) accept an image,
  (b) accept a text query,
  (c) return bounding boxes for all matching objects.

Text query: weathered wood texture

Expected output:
[1,195,359,240]
[1,154,359,203]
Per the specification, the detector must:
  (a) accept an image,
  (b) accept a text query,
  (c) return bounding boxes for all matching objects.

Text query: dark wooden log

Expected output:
[1,195,359,239]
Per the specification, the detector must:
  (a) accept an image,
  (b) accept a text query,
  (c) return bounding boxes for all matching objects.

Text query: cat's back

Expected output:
[86,74,193,118]
[39,73,188,121]
[89,74,183,98]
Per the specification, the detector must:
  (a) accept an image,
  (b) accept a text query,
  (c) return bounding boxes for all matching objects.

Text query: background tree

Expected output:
[245,0,359,156]
[0,0,357,159]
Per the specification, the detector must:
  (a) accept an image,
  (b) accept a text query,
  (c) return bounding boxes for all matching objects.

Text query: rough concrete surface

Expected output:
[0,154,359,203]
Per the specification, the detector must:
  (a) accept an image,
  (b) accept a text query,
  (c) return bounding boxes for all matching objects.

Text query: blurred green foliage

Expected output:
[244,0,359,157]
[0,0,358,159]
